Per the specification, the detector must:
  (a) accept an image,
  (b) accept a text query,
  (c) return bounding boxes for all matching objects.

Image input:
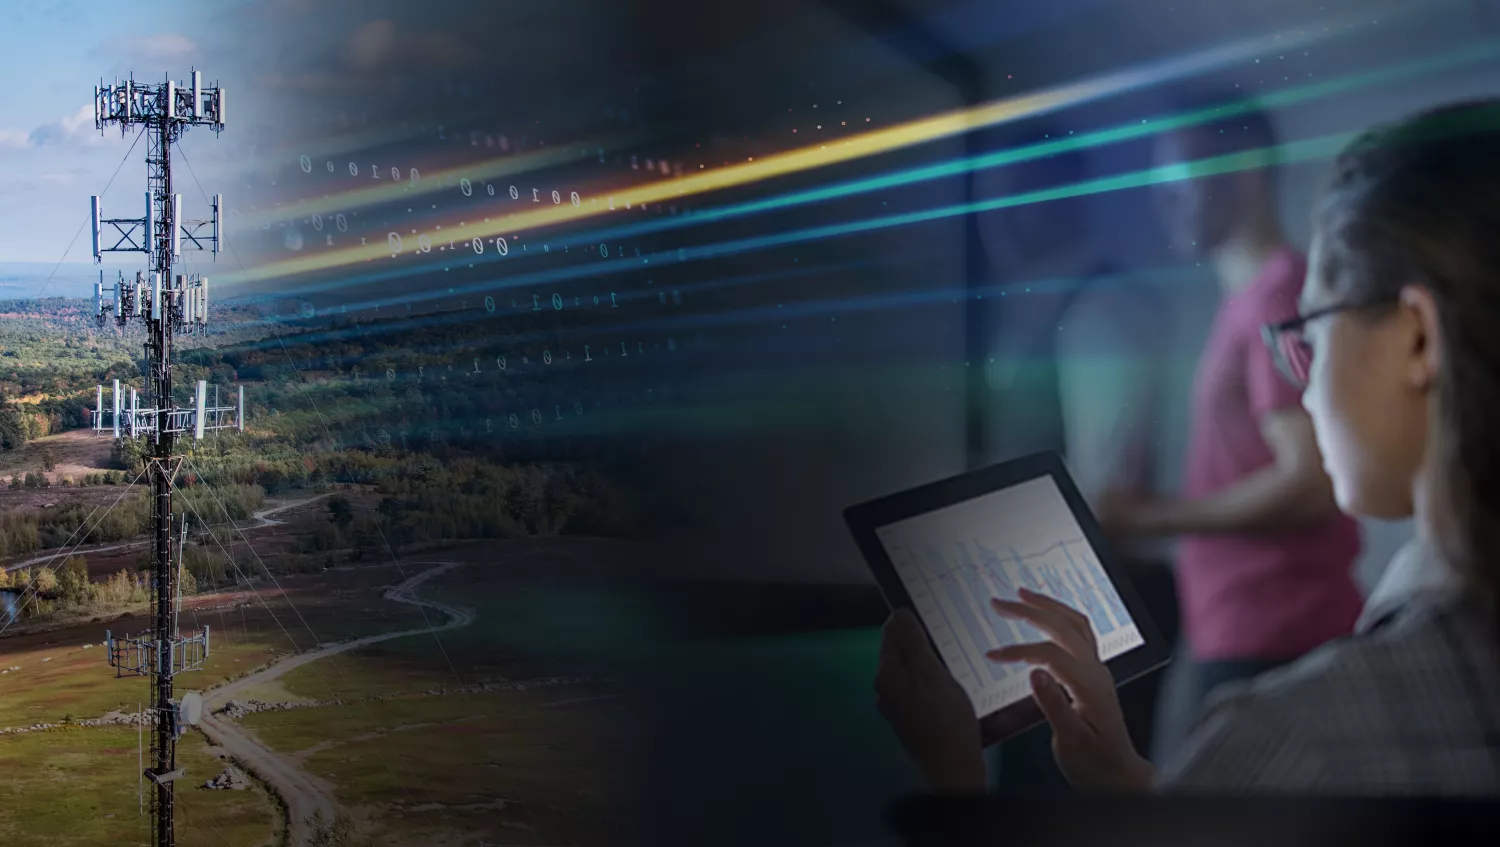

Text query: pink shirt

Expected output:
[1177,247,1362,661]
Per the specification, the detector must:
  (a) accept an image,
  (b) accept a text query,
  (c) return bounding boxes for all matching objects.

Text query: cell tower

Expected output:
[88,70,236,847]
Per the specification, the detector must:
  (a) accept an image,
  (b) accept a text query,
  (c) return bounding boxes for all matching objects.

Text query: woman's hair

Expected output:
[1313,99,1500,621]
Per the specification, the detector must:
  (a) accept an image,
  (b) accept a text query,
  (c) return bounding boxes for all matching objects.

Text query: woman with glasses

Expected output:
[874,99,1500,794]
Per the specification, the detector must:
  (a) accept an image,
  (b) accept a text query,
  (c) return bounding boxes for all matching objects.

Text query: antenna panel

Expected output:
[194,380,206,440]
[90,196,101,261]
[144,191,154,255]
[170,194,182,256]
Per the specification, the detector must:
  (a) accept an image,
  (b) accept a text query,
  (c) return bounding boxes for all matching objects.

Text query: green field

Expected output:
[0,566,438,729]
[0,636,280,730]
[249,543,655,845]
[1,542,659,846]
[278,543,665,702]
[0,726,277,847]
[244,683,637,846]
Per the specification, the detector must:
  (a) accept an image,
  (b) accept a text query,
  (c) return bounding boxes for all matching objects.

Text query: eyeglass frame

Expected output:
[1261,295,1398,388]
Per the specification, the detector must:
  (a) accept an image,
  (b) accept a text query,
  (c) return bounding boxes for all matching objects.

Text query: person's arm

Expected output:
[1122,407,1339,536]
[1113,293,1341,538]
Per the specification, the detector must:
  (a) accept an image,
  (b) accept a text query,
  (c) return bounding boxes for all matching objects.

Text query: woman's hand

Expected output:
[874,608,987,792]
[988,588,1156,793]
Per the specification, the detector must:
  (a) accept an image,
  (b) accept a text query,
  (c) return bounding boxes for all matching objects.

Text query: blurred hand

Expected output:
[1095,488,1156,539]
[873,608,987,792]
[988,588,1156,793]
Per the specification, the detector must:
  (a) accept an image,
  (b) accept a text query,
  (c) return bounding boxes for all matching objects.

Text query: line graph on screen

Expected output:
[875,476,1144,713]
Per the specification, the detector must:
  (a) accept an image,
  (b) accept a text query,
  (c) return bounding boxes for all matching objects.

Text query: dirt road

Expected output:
[1,491,333,573]
[247,492,332,528]
[196,560,474,846]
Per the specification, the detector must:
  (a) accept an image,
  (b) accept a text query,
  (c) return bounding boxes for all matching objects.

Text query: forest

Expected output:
[0,293,677,467]
[0,454,634,625]
[0,294,659,625]
[0,295,288,446]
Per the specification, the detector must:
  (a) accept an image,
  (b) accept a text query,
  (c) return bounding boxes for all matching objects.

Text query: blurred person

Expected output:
[1098,93,1362,757]
[877,98,1500,795]
[973,123,1175,788]
[976,127,1168,543]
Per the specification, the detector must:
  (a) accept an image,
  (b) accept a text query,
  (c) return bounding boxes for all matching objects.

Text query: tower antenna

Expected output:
[90,67,231,847]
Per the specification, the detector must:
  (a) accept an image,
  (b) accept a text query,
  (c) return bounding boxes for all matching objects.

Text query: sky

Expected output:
[0,0,311,282]
[0,0,533,295]
[4,3,198,267]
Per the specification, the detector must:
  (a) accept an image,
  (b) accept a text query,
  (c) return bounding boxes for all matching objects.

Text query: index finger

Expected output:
[1017,588,1094,644]
[990,597,1093,658]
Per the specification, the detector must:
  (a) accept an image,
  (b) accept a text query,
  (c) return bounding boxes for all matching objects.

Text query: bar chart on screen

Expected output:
[875,476,1145,715]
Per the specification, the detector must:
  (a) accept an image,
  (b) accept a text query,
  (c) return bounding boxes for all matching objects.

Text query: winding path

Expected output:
[1,491,334,572]
[245,492,333,529]
[197,560,474,846]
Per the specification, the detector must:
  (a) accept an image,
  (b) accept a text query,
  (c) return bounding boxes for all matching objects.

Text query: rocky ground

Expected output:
[203,764,253,791]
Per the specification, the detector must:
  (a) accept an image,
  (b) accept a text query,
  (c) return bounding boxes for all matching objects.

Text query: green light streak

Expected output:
[722,39,1500,220]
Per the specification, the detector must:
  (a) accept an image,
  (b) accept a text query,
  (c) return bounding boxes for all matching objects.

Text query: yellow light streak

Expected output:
[233,19,1346,285]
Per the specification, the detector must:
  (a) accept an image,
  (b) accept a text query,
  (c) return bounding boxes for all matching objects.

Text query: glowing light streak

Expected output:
[241,128,1355,310]
[237,142,600,229]
[232,19,1351,286]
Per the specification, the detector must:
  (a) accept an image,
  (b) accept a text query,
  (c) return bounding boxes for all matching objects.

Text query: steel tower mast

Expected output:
[89,70,238,847]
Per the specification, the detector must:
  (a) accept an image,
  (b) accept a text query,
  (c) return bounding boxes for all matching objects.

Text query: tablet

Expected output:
[844,451,1170,742]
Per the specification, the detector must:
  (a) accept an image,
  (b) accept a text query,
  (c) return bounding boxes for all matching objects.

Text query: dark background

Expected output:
[227,1,1500,844]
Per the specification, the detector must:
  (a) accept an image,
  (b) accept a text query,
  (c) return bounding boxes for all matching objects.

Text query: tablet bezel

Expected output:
[844,450,1171,744]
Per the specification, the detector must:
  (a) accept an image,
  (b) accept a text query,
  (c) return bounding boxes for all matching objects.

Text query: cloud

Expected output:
[0,104,100,150]
[93,33,200,68]
[26,104,99,147]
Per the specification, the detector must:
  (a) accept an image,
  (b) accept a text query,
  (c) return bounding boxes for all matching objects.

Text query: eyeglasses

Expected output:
[1261,298,1391,388]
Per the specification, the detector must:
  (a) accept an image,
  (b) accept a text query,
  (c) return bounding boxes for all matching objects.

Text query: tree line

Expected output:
[0,556,181,624]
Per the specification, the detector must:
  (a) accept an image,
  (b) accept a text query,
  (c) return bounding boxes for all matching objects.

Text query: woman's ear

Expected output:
[1398,284,1442,389]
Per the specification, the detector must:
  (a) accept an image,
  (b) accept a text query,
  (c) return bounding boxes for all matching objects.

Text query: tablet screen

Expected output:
[873,474,1145,717]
